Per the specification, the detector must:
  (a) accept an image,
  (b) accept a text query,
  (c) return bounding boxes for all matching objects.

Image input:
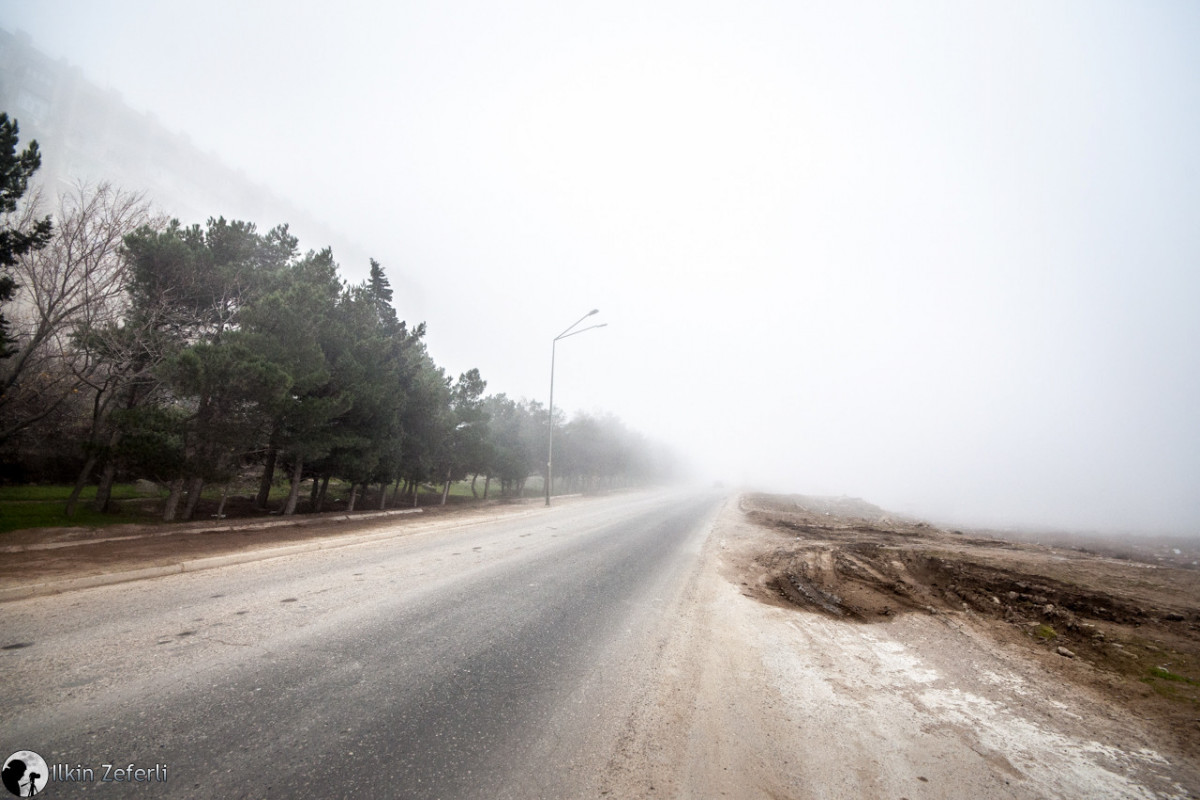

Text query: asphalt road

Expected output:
[1,489,723,798]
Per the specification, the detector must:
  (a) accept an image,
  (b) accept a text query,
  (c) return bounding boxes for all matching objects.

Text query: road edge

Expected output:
[0,504,555,603]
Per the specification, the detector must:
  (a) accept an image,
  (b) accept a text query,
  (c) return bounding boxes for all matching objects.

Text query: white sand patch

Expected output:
[745,607,1188,799]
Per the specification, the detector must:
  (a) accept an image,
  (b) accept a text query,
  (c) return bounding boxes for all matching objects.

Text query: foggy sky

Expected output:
[4,0,1199,534]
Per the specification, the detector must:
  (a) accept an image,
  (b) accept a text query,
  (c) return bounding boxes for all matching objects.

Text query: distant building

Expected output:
[0,27,369,266]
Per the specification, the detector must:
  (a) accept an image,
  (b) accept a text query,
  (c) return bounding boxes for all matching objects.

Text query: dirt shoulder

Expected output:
[735,493,1200,777]
[0,498,553,595]
[601,494,1199,799]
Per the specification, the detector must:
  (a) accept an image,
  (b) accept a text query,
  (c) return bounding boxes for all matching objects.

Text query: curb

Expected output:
[0,507,427,553]
[0,504,552,603]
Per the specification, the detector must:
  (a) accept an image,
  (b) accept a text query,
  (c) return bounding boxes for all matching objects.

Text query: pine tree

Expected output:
[0,113,53,357]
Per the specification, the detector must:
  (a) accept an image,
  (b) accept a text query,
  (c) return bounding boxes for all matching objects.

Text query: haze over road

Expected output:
[1,491,722,798]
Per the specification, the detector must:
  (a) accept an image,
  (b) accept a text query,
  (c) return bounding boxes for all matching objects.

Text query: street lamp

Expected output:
[546,309,607,506]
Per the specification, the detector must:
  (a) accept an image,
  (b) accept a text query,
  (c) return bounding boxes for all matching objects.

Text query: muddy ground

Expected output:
[733,493,1200,765]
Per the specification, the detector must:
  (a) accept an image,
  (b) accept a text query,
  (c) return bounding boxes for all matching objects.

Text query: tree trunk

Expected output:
[93,457,119,513]
[377,481,386,510]
[67,380,119,517]
[347,483,359,512]
[315,475,330,512]
[441,469,452,506]
[66,454,100,517]
[182,476,205,520]
[412,480,420,508]
[214,484,231,518]
[470,473,478,498]
[483,474,491,499]
[390,476,402,505]
[256,440,278,509]
[282,456,304,515]
[310,476,321,508]
[162,478,185,522]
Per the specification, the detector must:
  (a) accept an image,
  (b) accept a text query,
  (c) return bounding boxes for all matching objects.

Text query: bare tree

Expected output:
[0,182,156,444]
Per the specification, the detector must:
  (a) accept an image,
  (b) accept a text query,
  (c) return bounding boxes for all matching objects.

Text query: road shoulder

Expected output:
[0,498,558,601]
[597,496,1199,799]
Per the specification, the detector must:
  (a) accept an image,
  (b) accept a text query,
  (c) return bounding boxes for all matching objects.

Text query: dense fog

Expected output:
[3,1,1198,533]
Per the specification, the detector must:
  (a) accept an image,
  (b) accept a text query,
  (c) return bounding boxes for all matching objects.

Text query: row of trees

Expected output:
[0,113,674,519]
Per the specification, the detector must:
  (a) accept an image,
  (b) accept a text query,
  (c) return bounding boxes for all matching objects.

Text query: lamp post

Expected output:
[546,309,606,506]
